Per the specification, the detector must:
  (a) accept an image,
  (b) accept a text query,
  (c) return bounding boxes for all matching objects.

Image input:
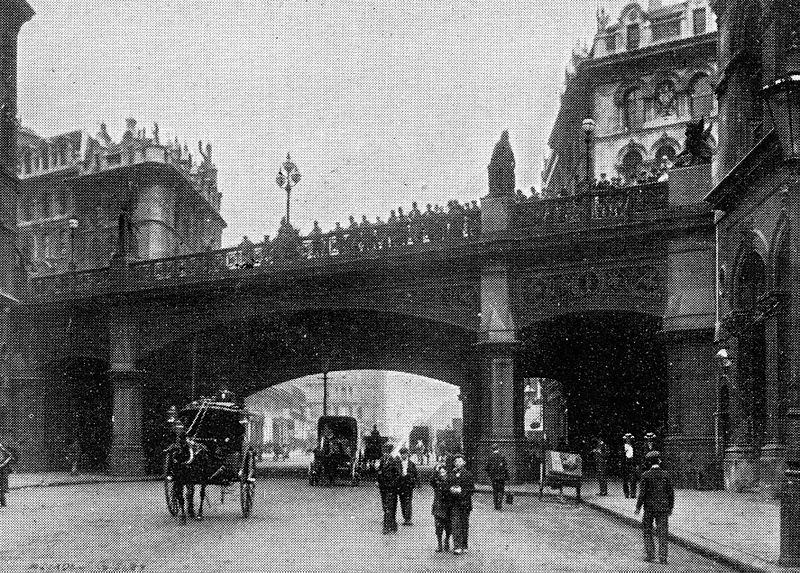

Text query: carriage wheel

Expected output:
[240,479,255,517]
[163,456,179,517]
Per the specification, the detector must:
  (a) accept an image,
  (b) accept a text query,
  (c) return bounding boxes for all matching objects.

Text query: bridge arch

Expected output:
[518,310,668,465]
[137,309,476,470]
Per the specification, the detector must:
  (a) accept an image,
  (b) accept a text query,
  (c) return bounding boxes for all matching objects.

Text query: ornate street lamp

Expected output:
[761,75,800,160]
[582,118,597,187]
[276,153,302,225]
[68,217,79,273]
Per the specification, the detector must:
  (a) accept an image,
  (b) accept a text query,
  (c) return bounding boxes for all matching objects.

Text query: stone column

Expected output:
[107,258,145,476]
[108,368,145,475]
[723,333,759,491]
[661,330,717,489]
[761,312,786,497]
[475,262,526,483]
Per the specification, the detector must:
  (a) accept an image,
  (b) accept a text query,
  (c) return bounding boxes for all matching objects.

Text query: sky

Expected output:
[17,0,604,246]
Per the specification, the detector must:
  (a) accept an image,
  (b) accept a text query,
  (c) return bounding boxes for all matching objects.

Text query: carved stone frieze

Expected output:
[516,263,663,306]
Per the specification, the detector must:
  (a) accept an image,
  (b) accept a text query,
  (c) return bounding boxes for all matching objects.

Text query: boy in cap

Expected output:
[635,451,674,564]
[397,446,419,525]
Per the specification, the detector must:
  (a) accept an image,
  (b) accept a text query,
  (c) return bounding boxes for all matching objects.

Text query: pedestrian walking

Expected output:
[591,437,609,496]
[397,446,419,525]
[485,444,510,510]
[376,444,400,534]
[446,453,475,555]
[635,451,674,564]
[431,464,451,552]
[621,433,637,498]
[0,439,15,507]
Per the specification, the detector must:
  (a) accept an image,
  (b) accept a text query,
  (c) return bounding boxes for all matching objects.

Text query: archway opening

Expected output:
[243,371,462,466]
[140,310,474,472]
[520,311,667,470]
[51,357,112,472]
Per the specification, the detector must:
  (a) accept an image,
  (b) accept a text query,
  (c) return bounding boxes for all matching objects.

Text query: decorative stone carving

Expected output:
[673,118,715,167]
[517,264,663,305]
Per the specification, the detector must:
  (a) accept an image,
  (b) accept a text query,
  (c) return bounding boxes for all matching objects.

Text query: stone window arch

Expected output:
[655,144,677,168]
[623,87,645,130]
[689,73,715,119]
[774,232,791,443]
[735,250,767,447]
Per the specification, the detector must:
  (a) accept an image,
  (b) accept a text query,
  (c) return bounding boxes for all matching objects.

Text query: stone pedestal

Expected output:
[781,465,800,567]
[473,342,526,484]
[108,369,145,476]
[761,442,788,499]
[724,445,759,492]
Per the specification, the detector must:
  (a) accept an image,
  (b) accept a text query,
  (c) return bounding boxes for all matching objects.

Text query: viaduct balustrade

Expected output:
[26,182,677,303]
[513,182,669,233]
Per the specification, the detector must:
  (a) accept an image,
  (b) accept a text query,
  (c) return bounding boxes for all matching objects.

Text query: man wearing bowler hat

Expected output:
[376,443,401,534]
[635,450,674,564]
[485,444,510,510]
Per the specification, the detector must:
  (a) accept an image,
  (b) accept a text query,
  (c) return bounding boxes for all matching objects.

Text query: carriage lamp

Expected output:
[762,74,800,160]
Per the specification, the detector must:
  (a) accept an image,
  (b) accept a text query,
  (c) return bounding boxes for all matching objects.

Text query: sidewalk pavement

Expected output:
[7,472,160,490]
[476,478,786,573]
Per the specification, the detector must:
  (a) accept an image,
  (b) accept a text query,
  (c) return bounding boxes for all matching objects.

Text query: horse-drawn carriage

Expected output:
[360,430,388,480]
[164,396,257,522]
[308,416,361,486]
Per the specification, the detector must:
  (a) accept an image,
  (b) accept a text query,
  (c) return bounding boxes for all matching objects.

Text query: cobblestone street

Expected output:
[0,478,734,572]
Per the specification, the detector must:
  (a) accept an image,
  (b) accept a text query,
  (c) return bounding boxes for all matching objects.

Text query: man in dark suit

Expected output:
[485,444,510,510]
[591,437,609,496]
[376,444,400,534]
[447,453,475,555]
[397,446,419,525]
[635,451,674,564]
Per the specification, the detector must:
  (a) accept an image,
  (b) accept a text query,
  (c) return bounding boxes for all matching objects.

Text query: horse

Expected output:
[165,438,211,524]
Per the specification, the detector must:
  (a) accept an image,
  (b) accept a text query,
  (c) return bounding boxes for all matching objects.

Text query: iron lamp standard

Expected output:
[276,154,302,226]
[581,118,596,187]
[760,49,800,566]
[761,74,800,161]
[68,217,79,274]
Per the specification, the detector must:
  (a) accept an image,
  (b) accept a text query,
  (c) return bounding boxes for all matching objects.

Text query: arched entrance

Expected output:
[139,310,475,471]
[50,357,112,472]
[520,311,668,468]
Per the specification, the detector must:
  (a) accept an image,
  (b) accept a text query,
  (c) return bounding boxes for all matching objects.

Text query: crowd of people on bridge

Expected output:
[235,199,486,266]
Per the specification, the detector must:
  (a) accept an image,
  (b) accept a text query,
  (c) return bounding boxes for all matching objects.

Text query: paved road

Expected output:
[0,479,735,572]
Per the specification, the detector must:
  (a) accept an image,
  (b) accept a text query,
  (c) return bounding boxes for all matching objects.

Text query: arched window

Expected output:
[655,145,676,167]
[622,149,643,180]
[23,151,31,175]
[41,148,49,171]
[736,251,767,447]
[776,238,791,443]
[623,87,645,130]
[689,74,715,118]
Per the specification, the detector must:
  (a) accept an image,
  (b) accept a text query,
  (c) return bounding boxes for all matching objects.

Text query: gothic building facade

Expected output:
[17,119,225,274]
[706,0,800,496]
[542,0,718,195]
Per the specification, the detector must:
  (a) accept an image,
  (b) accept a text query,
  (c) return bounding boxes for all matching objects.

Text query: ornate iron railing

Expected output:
[514,182,669,232]
[27,183,679,302]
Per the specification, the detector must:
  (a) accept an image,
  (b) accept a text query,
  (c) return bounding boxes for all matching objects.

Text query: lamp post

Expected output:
[68,217,79,273]
[581,118,596,187]
[761,41,800,566]
[276,153,302,226]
